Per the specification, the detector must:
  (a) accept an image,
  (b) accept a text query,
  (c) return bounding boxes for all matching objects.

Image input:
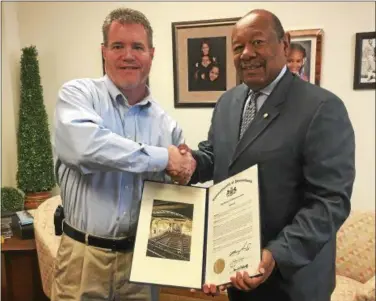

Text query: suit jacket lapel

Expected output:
[230,71,295,168]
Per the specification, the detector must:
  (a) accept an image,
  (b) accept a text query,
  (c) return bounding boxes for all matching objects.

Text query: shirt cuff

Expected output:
[142,145,169,172]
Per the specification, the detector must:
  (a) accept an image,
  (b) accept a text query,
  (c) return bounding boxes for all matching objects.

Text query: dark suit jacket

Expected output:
[190,70,355,301]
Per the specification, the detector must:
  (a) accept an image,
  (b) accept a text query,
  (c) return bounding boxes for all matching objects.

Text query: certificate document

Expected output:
[129,165,261,289]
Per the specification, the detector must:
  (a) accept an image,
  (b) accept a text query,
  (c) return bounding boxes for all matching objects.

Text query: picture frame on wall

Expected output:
[171,17,241,108]
[286,28,324,86]
[353,31,376,90]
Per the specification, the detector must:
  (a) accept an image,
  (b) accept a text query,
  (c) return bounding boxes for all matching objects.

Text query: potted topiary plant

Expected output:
[1,187,25,213]
[16,45,56,210]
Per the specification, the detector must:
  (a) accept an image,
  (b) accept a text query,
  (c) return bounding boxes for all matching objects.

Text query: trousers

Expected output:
[51,233,159,301]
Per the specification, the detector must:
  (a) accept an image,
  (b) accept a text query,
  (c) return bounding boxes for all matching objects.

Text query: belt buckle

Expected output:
[85,233,89,246]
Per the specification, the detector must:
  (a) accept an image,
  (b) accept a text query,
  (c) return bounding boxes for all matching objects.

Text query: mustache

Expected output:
[240,61,265,68]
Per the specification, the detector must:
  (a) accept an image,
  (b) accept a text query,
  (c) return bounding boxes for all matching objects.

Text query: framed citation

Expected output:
[129,165,261,289]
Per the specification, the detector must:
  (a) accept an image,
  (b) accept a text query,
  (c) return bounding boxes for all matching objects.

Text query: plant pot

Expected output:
[24,191,52,210]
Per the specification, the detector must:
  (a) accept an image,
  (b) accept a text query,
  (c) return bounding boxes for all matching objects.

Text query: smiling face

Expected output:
[287,49,305,74]
[201,55,211,67]
[102,21,154,93]
[232,13,289,90]
[201,42,210,56]
[209,66,219,81]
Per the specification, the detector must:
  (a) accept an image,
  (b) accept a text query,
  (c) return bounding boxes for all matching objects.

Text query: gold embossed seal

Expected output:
[213,258,225,274]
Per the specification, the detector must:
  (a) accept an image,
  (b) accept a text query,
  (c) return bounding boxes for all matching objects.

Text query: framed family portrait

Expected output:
[353,31,376,90]
[172,17,240,108]
[287,29,323,86]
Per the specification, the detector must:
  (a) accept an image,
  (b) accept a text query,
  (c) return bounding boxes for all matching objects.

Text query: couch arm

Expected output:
[356,276,375,301]
[336,211,375,284]
[34,195,62,298]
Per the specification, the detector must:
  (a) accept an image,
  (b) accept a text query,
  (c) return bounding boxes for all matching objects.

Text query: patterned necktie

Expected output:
[239,91,261,139]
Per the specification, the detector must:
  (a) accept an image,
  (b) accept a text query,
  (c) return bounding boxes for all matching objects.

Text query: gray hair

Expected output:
[102,8,153,47]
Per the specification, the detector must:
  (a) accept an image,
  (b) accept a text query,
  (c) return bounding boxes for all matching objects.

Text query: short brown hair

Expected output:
[102,8,153,47]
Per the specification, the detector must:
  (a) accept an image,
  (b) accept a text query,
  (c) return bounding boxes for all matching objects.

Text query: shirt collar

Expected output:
[104,74,152,108]
[248,65,287,96]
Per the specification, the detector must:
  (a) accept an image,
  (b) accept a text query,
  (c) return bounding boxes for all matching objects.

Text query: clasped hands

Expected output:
[166,144,196,185]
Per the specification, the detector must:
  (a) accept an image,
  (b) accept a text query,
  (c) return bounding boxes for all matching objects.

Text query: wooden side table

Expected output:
[1,235,49,301]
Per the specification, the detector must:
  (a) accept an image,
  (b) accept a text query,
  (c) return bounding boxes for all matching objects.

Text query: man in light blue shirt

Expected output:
[51,7,195,301]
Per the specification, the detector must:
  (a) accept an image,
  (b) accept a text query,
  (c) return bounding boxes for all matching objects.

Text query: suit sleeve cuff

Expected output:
[266,241,297,279]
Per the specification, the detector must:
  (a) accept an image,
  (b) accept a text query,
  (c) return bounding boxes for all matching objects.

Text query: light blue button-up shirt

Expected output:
[54,75,184,238]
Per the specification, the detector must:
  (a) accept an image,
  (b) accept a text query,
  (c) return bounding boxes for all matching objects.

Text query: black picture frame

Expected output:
[353,31,376,90]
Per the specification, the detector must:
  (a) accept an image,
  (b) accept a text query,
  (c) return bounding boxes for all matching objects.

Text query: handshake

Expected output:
[166,144,196,185]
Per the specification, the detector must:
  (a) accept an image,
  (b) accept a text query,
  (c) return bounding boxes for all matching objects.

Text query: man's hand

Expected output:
[166,145,196,185]
[188,249,274,296]
[177,143,192,155]
[190,284,227,297]
[230,249,275,291]
[192,249,275,296]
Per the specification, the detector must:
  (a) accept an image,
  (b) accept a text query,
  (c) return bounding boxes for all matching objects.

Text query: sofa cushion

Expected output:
[355,276,376,301]
[332,275,364,301]
[33,195,62,298]
[336,211,375,283]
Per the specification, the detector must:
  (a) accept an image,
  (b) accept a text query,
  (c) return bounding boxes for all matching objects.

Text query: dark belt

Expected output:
[62,221,135,252]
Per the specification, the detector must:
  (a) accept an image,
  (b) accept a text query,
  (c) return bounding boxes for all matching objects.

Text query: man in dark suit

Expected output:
[173,9,355,301]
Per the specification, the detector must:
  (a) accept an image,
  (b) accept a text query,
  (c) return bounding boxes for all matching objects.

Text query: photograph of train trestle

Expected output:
[146,200,194,262]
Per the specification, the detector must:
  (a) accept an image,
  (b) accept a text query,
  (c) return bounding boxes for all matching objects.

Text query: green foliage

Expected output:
[1,187,25,212]
[16,45,56,193]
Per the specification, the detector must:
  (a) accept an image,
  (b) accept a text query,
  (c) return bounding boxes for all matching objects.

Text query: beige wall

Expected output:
[2,2,375,210]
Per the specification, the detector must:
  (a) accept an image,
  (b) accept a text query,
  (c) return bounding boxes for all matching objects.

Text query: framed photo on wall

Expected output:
[172,18,241,108]
[353,31,376,90]
[287,29,323,86]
